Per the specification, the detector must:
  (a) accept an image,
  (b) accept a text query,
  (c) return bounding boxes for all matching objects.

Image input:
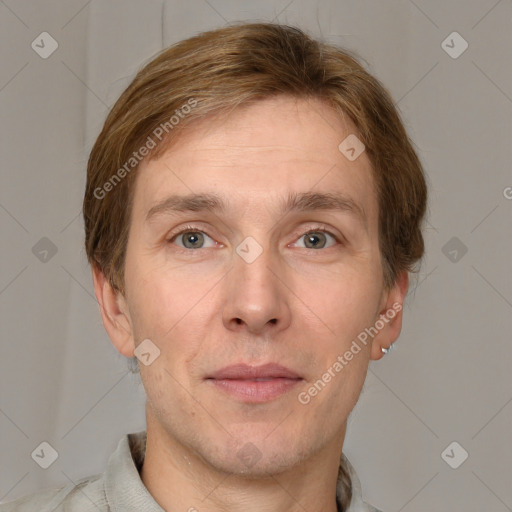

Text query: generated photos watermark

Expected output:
[93,98,197,200]
[298,301,402,405]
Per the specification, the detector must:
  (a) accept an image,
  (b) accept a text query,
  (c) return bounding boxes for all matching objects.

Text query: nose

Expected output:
[222,241,291,335]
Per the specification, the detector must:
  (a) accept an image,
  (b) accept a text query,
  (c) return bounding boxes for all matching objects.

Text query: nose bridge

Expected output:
[222,235,290,332]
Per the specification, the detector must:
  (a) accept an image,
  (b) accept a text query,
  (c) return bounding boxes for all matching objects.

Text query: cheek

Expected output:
[125,257,217,360]
[292,264,381,342]
[140,364,201,431]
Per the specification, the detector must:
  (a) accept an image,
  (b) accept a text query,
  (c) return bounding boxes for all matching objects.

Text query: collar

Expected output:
[103,431,372,512]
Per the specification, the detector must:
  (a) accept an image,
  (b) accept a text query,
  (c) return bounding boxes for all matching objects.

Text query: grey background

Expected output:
[1,0,511,510]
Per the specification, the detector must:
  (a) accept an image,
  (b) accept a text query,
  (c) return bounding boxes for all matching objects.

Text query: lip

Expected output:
[206,363,302,403]
[208,363,301,380]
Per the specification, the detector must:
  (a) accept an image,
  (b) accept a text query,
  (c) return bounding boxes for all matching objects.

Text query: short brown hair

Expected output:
[83,22,428,508]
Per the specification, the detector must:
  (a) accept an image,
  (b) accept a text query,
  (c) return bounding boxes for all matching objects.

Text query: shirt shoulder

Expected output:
[2,434,382,512]
[347,496,384,512]
[342,454,384,512]
[0,473,107,512]
[0,431,158,512]
[365,505,383,512]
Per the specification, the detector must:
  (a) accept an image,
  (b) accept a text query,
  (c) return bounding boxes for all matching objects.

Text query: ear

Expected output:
[92,265,135,358]
[370,270,409,361]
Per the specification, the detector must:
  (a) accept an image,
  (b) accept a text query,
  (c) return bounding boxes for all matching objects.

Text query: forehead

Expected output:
[133,96,378,230]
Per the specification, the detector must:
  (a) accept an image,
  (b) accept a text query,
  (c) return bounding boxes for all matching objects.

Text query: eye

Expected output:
[292,229,338,249]
[169,227,217,249]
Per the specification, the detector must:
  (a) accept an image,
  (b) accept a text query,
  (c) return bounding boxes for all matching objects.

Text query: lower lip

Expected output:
[208,378,302,403]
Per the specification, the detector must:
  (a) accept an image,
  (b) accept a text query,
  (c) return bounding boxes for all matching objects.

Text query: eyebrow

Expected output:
[145,191,367,228]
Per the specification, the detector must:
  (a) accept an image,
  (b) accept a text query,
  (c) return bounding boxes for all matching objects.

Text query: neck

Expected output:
[140,411,346,512]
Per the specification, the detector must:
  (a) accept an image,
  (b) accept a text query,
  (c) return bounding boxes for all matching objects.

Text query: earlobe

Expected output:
[91,266,135,358]
[370,270,409,361]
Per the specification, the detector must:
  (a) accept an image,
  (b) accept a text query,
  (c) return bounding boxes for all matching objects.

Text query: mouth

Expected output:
[206,363,303,403]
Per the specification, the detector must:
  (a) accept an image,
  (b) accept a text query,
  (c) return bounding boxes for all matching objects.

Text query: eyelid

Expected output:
[167,223,211,239]
[288,224,342,248]
[167,224,220,246]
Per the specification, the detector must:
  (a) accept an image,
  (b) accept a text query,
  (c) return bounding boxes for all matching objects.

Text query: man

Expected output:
[1,22,427,512]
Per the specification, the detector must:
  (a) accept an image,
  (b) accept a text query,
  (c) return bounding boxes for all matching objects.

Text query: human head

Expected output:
[84,22,427,510]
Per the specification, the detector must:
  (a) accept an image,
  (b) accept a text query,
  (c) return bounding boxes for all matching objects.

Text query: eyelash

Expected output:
[167,224,342,249]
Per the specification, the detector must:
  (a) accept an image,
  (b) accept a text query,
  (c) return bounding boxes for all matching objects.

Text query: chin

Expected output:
[207,448,307,479]
[195,429,313,479]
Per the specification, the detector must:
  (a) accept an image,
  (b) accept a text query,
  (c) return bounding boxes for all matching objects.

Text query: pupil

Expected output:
[185,232,203,248]
[306,232,324,248]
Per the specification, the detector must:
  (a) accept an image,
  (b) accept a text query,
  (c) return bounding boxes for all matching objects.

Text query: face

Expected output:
[99,95,406,477]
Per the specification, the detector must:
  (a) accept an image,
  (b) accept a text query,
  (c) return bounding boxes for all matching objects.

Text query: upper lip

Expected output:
[207,363,301,380]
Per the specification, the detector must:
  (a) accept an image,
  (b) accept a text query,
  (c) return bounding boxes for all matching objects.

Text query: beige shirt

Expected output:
[0,431,382,512]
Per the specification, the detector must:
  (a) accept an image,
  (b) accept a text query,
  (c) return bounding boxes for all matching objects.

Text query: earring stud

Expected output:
[381,343,395,355]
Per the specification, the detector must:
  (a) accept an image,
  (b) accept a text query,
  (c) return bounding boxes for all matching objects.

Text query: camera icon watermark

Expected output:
[236,442,262,468]
[441,441,468,469]
[31,32,59,59]
[236,236,263,264]
[32,237,58,263]
[31,441,59,469]
[441,236,468,263]
[441,31,468,59]
[134,339,161,366]
[338,134,365,161]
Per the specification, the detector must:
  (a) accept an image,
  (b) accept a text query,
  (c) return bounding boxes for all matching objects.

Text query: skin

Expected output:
[93,95,408,512]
